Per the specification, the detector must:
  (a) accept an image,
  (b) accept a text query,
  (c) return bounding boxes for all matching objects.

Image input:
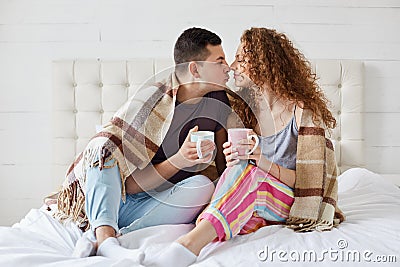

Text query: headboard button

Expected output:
[126,83,130,87]
[338,84,342,88]
[99,82,103,88]
[73,83,77,87]
[73,109,78,113]
[337,137,342,141]
[337,110,341,115]
[99,109,104,114]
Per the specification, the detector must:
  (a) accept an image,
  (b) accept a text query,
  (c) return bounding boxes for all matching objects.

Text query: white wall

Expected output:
[0,0,399,226]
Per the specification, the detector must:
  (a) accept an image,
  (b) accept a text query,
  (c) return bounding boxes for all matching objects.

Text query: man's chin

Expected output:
[209,83,228,91]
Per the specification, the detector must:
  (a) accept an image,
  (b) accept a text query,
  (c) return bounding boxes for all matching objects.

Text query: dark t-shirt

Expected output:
[151,90,231,185]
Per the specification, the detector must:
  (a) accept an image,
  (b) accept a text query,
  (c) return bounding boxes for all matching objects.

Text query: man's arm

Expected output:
[125,126,215,194]
[125,155,181,194]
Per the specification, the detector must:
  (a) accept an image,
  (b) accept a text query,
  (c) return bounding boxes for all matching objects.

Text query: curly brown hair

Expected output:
[228,27,336,130]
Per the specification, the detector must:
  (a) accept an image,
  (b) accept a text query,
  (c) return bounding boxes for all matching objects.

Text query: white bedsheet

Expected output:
[1,168,399,266]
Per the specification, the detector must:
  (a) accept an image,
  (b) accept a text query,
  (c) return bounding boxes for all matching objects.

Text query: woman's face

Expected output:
[230,43,254,88]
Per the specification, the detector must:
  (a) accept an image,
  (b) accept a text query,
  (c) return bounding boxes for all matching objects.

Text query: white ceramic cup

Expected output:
[228,128,259,156]
[190,131,215,159]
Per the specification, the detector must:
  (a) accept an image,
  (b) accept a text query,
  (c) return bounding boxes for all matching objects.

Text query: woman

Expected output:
[144,27,345,267]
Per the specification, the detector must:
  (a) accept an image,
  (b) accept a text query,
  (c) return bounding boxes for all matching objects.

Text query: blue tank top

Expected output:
[258,110,299,170]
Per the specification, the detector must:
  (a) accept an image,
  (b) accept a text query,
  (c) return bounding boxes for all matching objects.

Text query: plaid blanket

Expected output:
[53,75,179,230]
[286,109,345,232]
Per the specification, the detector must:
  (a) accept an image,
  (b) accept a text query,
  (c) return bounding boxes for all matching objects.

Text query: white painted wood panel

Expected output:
[270,0,400,7]
[296,43,400,60]
[276,6,400,24]
[0,113,51,165]
[98,12,275,42]
[282,24,400,44]
[0,0,96,24]
[0,165,53,199]
[0,198,44,226]
[0,24,99,42]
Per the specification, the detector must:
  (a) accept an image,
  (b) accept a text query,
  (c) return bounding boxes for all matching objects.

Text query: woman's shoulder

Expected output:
[294,102,304,129]
[296,105,326,130]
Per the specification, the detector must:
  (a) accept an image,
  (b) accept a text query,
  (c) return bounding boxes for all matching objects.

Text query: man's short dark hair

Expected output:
[174,27,222,65]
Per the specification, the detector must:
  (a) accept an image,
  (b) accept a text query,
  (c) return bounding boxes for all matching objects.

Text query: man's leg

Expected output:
[119,174,214,267]
[85,158,121,244]
[118,174,215,235]
[76,158,144,262]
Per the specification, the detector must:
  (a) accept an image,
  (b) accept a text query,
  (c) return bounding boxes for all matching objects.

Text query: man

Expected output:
[58,27,231,263]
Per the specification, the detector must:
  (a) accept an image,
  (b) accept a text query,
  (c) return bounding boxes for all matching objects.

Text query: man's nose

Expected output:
[223,62,230,72]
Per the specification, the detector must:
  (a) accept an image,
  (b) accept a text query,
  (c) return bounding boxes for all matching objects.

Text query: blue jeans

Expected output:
[85,158,215,235]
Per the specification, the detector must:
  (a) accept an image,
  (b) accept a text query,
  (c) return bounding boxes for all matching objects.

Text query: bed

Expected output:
[0,59,399,266]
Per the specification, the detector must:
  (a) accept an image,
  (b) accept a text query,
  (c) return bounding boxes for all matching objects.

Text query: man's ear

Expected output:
[188,61,201,78]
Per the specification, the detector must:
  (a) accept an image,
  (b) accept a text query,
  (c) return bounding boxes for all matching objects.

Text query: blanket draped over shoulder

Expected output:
[286,109,345,232]
[53,75,178,231]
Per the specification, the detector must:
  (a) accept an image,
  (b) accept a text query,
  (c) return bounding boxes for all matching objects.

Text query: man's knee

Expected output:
[172,175,215,206]
[184,175,215,192]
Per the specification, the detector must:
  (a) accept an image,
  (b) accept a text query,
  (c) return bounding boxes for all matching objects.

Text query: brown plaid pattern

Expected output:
[286,109,345,232]
[53,76,177,230]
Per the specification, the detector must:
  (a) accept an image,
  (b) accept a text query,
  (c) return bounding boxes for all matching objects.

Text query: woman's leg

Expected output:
[176,162,257,255]
[196,162,260,242]
[143,219,217,267]
[174,163,293,257]
[176,219,217,256]
[253,171,295,222]
[144,162,260,267]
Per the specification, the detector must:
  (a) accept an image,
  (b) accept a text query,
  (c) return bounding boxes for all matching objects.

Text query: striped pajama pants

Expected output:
[197,161,295,241]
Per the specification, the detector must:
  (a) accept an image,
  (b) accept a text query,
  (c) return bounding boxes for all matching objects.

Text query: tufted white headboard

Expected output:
[52,59,364,183]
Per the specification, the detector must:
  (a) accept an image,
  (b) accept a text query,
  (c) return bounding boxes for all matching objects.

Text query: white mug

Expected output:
[190,131,215,159]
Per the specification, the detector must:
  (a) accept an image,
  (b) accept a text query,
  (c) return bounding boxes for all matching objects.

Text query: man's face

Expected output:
[196,44,230,90]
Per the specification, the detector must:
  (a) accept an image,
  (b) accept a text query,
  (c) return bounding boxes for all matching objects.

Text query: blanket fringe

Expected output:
[53,180,89,231]
[286,217,333,232]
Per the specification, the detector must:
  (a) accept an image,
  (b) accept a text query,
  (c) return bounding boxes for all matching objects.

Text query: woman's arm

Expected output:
[255,156,296,188]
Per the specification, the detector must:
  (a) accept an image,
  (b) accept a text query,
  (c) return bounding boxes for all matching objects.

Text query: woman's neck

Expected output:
[255,91,295,136]
[257,90,281,111]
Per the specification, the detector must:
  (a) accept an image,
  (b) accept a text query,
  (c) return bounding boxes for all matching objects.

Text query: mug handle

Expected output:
[246,135,259,155]
[196,139,203,159]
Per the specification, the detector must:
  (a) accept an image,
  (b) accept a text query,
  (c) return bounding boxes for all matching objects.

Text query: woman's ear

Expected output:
[188,61,201,78]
